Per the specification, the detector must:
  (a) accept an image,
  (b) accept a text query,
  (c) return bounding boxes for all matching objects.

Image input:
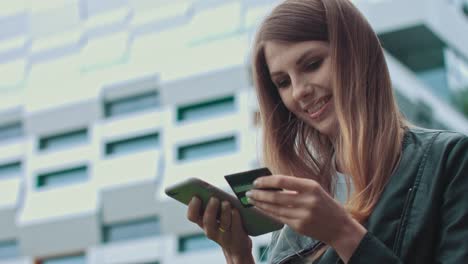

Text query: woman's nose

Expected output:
[292,82,313,102]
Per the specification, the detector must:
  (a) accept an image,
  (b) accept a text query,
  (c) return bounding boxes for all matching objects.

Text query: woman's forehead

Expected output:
[264,40,329,71]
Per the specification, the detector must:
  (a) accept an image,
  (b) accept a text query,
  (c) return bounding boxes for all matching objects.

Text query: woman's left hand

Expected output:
[246,175,366,253]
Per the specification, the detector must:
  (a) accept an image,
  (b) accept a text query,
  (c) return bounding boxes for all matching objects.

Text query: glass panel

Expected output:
[413,101,434,128]
[0,240,19,259]
[417,67,450,101]
[177,96,235,122]
[0,161,21,179]
[106,133,159,156]
[446,49,468,92]
[103,217,160,243]
[42,254,85,264]
[37,166,88,189]
[378,25,455,103]
[105,91,159,118]
[177,136,237,161]
[394,88,416,120]
[0,122,22,142]
[446,49,468,118]
[39,129,88,151]
[178,233,217,253]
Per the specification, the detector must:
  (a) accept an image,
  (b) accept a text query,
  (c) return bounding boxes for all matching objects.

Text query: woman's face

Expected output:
[264,40,338,138]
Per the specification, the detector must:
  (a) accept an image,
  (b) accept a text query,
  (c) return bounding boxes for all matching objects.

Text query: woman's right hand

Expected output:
[187,196,254,263]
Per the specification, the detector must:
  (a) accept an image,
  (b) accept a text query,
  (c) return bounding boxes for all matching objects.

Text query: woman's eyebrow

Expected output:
[295,49,324,66]
[269,49,324,77]
[270,71,283,79]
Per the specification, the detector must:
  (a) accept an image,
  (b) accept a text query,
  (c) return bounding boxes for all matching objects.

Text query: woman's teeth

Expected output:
[307,97,330,114]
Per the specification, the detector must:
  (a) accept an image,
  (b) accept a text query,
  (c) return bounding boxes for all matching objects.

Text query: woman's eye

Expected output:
[305,60,323,71]
[275,78,290,89]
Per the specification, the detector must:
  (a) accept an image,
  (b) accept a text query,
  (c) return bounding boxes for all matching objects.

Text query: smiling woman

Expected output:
[185,0,468,263]
[264,41,336,137]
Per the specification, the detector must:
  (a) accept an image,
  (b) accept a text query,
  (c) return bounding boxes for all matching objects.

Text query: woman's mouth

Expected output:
[305,95,332,119]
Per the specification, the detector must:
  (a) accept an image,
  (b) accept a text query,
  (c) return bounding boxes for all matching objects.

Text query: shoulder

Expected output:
[405,127,468,185]
[401,127,468,182]
[405,126,468,153]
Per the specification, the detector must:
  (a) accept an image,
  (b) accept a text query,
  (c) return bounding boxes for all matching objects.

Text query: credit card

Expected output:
[224,167,281,208]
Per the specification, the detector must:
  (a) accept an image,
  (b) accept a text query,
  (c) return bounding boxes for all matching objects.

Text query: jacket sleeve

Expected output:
[347,231,403,264]
[434,136,468,263]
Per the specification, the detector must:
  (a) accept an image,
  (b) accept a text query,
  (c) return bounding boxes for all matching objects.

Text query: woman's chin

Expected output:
[305,117,338,139]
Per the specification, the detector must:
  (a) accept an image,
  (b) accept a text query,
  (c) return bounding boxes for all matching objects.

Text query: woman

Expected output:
[187,0,468,263]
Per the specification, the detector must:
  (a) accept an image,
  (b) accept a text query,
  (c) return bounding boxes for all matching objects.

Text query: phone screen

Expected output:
[224,167,281,207]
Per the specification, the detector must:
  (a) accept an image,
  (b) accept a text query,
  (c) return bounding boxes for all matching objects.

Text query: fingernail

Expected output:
[253,179,259,186]
[222,201,229,209]
[245,191,252,197]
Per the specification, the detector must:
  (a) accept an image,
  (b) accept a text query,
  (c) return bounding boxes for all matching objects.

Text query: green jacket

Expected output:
[268,127,468,263]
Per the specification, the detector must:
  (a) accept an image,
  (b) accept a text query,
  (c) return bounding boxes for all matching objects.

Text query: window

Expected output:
[0,122,22,142]
[40,254,85,264]
[104,90,159,118]
[177,95,235,122]
[0,240,19,259]
[105,132,159,156]
[102,217,160,243]
[378,25,452,102]
[178,233,217,253]
[177,136,237,161]
[36,166,88,189]
[39,129,88,151]
[258,245,269,262]
[0,161,21,179]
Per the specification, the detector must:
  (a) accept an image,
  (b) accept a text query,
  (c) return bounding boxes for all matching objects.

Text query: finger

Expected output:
[187,196,203,227]
[247,189,301,207]
[254,175,321,193]
[219,201,232,231]
[203,197,220,239]
[230,208,247,235]
[251,203,291,226]
[252,200,303,219]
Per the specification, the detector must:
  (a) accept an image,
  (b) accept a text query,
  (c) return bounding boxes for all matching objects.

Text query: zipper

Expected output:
[393,187,414,256]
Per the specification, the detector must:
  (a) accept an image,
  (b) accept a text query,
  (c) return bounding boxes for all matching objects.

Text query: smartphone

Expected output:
[165,177,284,236]
[224,167,281,208]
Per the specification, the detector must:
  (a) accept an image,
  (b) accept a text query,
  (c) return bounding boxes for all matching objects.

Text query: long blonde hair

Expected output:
[252,0,408,224]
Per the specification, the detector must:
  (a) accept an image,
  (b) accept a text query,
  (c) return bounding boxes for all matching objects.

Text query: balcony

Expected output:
[0,257,32,264]
[24,96,100,138]
[0,177,22,241]
[88,236,169,264]
[17,182,99,257]
[96,150,163,223]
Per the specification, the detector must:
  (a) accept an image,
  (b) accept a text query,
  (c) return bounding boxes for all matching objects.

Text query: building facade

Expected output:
[0,0,467,263]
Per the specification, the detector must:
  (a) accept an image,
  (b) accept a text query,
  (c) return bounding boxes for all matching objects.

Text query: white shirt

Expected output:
[335,171,352,204]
